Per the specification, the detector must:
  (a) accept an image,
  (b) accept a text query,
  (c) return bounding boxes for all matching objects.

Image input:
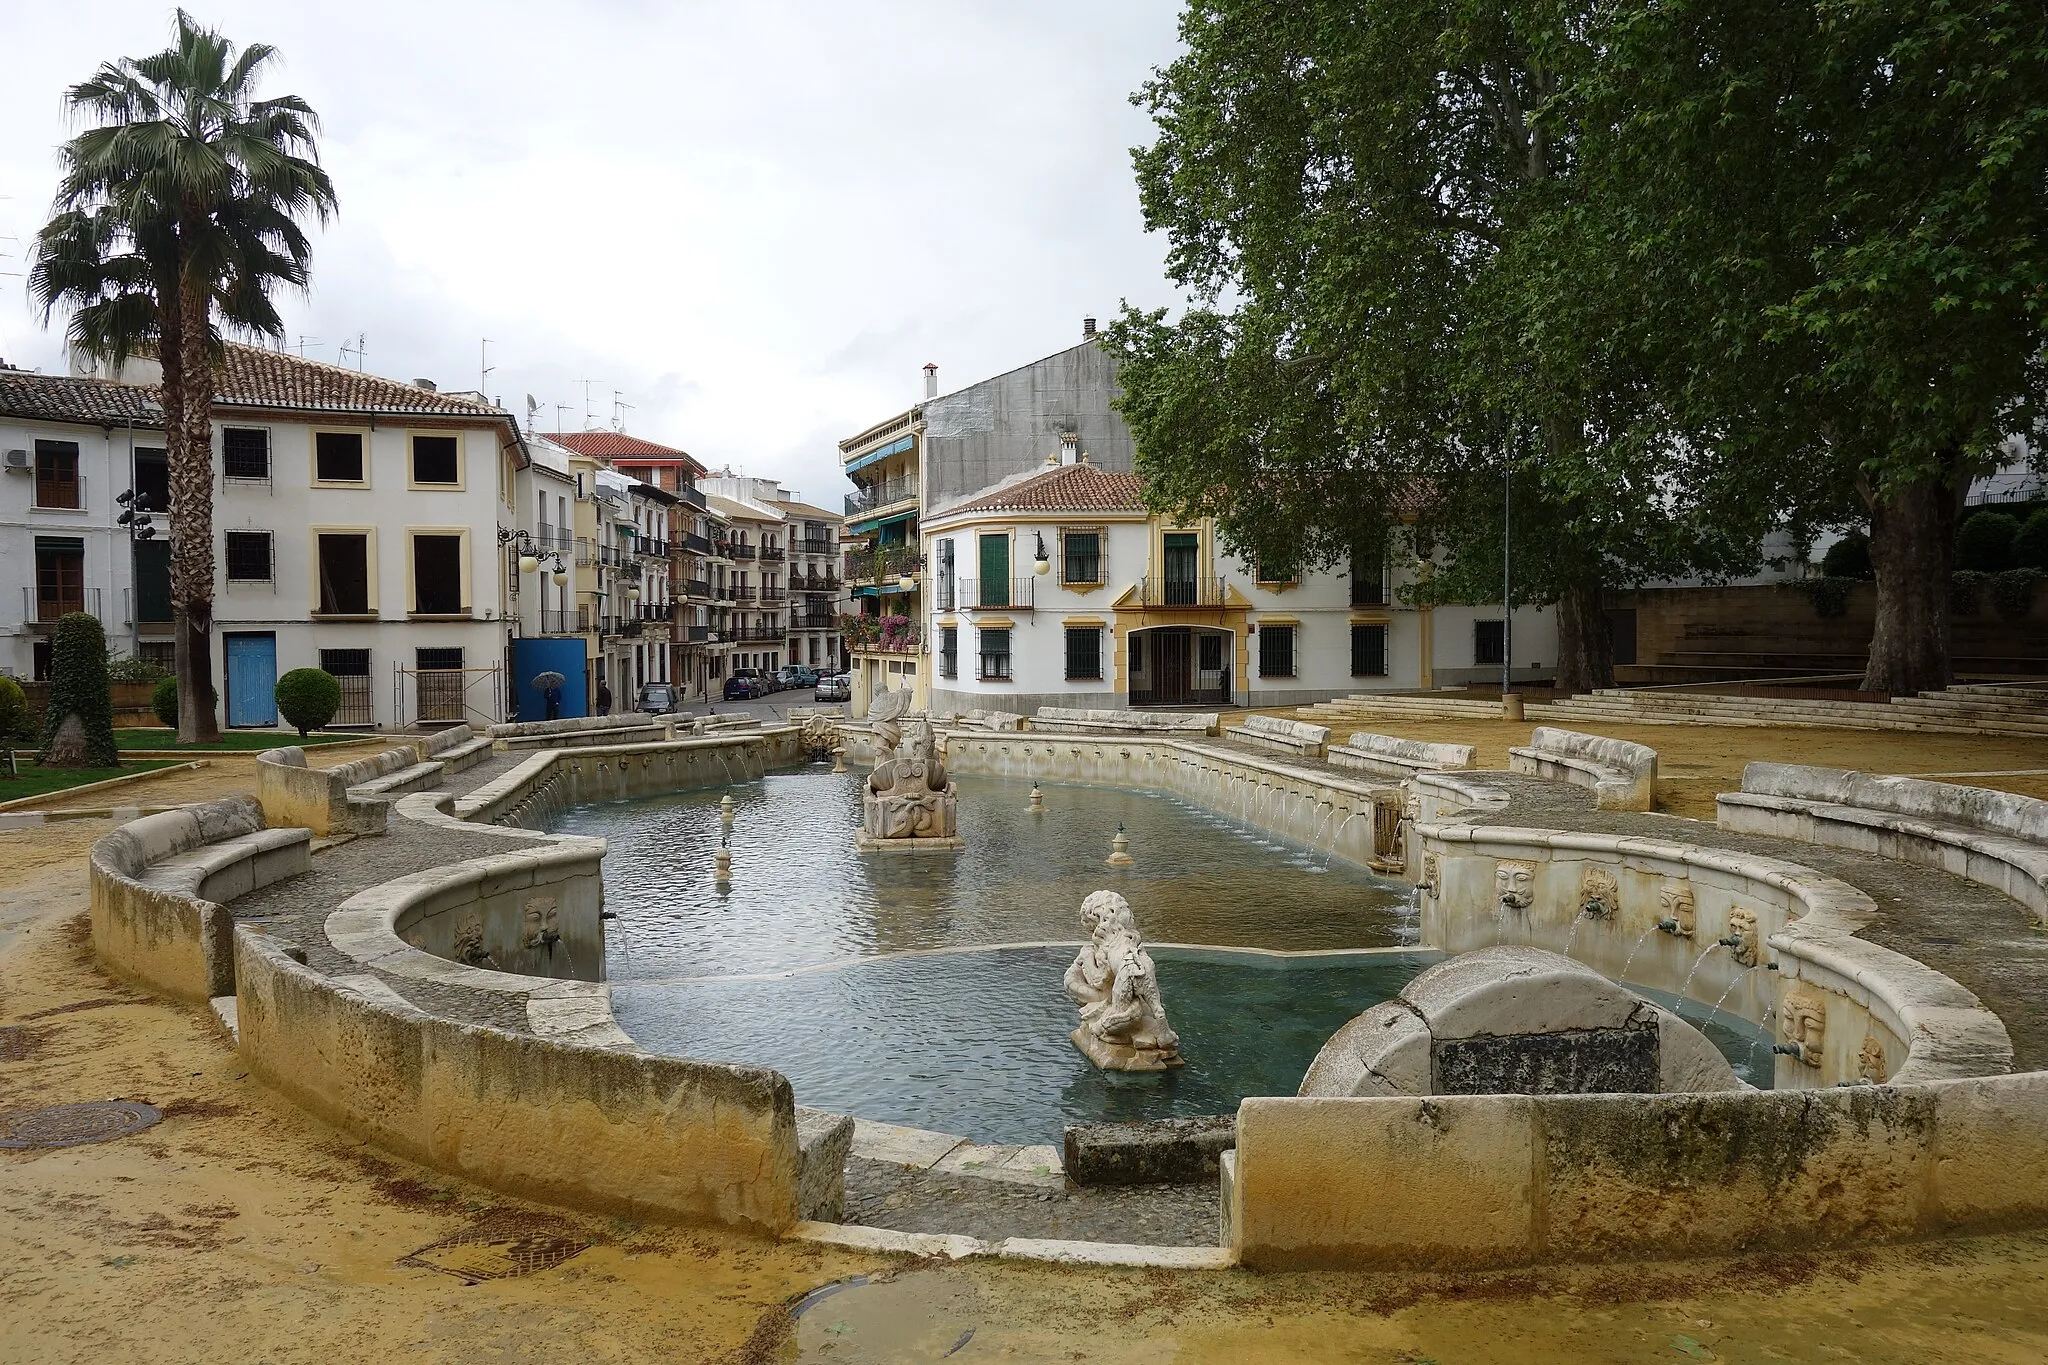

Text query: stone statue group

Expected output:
[1064,890,1182,1071]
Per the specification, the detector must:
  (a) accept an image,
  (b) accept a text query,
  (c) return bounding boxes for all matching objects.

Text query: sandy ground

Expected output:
[6,744,2048,1361]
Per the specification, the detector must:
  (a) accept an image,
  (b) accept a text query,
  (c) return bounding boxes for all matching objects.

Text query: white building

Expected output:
[7,344,532,730]
[922,461,1557,715]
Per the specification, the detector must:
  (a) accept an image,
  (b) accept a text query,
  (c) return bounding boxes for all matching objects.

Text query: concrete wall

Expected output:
[234,930,801,1231]
[1231,1073,2048,1269]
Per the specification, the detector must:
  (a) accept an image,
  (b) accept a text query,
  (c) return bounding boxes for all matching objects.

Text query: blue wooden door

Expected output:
[225,633,278,727]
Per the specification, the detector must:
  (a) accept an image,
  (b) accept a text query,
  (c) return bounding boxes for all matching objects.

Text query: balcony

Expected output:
[846,546,919,585]
[845,476,917,518]
[955,578,1035,611]
[23,585,104,630]
[1139,575,1226,608]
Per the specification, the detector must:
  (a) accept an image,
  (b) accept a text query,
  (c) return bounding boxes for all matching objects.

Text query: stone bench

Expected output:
[257,746,396,836]
[1224,713,1331,758]
[414,723,493,774]
[1031,706,1219,735]
[90,796,311,1001]
[1507,726,1657,811]
[1718,763,2048,926]
[1327,732,1477,779]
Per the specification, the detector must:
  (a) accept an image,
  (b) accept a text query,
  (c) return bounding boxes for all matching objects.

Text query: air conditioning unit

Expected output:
[3,449,29,471]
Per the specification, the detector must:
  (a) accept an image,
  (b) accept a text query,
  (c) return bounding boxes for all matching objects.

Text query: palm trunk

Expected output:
[1552,569,1613,697]
[1860,459,1963,697]
[170,267,219,742]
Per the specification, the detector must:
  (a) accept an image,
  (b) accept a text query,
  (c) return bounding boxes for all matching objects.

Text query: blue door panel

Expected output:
[225,634,278,727]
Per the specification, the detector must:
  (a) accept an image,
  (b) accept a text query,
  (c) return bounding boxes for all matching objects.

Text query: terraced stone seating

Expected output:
[415,723,494,774]
[1224,713,1331,757]
[954,708,1027,731]
[1719,762,2048,926]
[257,746,399,836]
[1327,732,1477,779]
[488,714,670,750]
[90,796,311,1001]
[1031,707,1219,735]
[1507,726,1657,811]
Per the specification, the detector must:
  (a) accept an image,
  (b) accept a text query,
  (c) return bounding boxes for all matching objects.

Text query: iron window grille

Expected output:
[1065,626,1102,681]
[224,530,274,583]
[1258,623,1296,678]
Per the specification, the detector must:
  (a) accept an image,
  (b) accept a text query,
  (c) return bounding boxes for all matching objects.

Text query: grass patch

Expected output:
[0,760,180,802]
[109,729,357,751]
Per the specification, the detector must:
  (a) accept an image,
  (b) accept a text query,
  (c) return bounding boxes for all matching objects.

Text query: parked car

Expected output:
[636,682,683,715]
[724,669,768,700]
[776,664,820,690]
[815,672,850,702]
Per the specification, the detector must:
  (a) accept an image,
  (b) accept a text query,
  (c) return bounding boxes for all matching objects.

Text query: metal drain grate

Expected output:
[398,1225,589,1283]
[0,1101,162,1148]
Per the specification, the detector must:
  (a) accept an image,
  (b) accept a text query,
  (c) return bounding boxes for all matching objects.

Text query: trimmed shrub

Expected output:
[2014,509,2048,571]
[38,612,118,767]
[0,676,28,744]
[1957,511,2020,572]
[1819,531,1872,580]
[151,678,179,729]
[275,667,341,736]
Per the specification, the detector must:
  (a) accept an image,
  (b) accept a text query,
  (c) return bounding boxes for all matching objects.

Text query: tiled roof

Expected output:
[216,343,509,417]
[545,431,703,468]
[946,463,1145,515]
[0,369,161,427]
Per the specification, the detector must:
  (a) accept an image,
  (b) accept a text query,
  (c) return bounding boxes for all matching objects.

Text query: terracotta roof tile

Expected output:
[0,369,160,427]
[946,463,1145,515]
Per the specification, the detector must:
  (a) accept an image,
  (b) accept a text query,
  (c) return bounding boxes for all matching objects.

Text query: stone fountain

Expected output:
[853,688,962,853]
[1063,890,1182,1071]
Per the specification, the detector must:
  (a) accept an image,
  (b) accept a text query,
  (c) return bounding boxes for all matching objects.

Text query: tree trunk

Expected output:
[170,266,219,742]
[1552,569,1614,697]
[1860,461,1964,697]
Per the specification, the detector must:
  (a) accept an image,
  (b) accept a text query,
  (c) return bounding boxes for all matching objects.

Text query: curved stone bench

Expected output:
[89,796,311,1002]
[1507,726,1657,811]
[1719,763,2048,927]
[1328,732,1477,779]
[1225,713,1330,758]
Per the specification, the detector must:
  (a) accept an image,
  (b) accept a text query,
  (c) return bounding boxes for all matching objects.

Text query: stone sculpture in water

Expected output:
[858,689,960,847]
[1065,890,1182,1071]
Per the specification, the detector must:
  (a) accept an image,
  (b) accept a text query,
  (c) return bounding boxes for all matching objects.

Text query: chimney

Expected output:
[413,378,438,392]
[923,362,938,400]
[1082,316,1097,339]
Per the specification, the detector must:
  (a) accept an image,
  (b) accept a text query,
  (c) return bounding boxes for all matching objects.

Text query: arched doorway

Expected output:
[1128,625,1234,707]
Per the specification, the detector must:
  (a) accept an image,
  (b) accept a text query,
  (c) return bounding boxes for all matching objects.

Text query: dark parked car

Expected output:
[776,664,820,690]
[637,682,683,714]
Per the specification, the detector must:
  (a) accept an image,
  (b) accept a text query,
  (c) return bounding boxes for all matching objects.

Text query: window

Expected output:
[225,531,274,582]
[316,533,371,614]
[34,536,84,621]
[1259,623,1295,678]
[977,533,1010,608]
[1351,623,1387,677]
[33,440,80,509]
[1065,626,1102,681]
[410,433,460,485]
[978,627,1012,680]
[222,427,270,480]
[315,430,366,483]
[412,534,466,614]
[1474,619,1506,666]
[1061,529,1102,585]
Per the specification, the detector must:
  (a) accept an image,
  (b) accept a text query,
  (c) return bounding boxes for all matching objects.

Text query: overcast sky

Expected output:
[0,2,1187,506]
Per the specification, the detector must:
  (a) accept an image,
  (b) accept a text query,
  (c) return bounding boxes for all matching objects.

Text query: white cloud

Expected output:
[0,0,1187,505]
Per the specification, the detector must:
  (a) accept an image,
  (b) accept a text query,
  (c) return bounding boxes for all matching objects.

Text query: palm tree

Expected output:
[30,10,336,742]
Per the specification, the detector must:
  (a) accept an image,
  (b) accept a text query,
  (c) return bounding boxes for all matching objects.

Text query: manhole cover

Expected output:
[398,1225,588,1283]
[0,1100,162,1148]
[0,1027,41,1062]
